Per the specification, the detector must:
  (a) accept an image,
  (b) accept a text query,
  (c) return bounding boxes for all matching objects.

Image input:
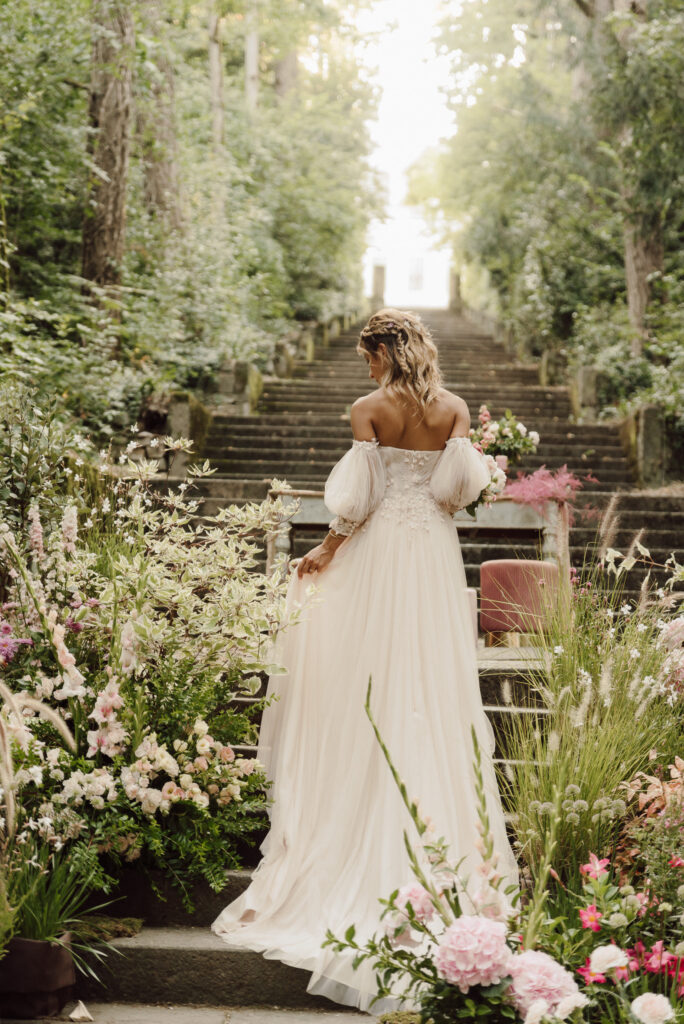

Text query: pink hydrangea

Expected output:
[433,916,512,993]
[509,950,580,1017]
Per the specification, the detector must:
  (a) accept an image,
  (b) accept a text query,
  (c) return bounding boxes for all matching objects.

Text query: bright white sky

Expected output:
[355,0,456,206]
[355,0,456,305]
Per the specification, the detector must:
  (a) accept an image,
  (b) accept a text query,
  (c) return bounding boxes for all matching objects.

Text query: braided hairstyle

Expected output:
[357,308,443,412]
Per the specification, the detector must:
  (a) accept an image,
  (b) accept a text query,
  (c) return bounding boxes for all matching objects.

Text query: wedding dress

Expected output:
[212,436,519,1012]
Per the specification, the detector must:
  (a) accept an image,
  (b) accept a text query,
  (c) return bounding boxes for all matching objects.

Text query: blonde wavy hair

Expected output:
[357,308,443,411]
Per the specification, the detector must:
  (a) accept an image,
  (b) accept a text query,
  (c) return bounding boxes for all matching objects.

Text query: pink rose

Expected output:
[433,916,512,993]
[194,756,209,771]
[509,950,580,1016]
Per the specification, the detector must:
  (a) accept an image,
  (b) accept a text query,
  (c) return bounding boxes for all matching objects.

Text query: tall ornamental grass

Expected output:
[502,538,683,889]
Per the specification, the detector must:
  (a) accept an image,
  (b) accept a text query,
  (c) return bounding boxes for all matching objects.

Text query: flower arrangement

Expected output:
[0,428,299,904]
[469,405,540,465]
[326,684,684,1023]
[325,687,588,1024]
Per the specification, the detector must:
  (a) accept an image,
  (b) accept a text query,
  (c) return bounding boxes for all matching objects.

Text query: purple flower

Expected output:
[66,617,84,633]
[0,635,32,664]
[0,621,12,635]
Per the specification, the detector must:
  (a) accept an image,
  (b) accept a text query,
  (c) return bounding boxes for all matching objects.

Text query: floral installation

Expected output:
[0,431,299,903]
[469,405,540,466]
[324,685,592,1024]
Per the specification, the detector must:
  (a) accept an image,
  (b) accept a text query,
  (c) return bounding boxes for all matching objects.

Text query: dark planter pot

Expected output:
[0,931,76,1019]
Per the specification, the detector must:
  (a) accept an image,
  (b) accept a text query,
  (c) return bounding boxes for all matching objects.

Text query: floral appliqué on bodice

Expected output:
[376,446,446,532]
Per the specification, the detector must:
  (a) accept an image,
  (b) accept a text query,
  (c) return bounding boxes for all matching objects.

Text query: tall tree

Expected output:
[208,0,224,149]
[81,0,134,286]
[137,0,182,230]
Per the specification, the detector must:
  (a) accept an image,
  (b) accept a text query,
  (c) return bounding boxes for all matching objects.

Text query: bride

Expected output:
[212,308,519,1011]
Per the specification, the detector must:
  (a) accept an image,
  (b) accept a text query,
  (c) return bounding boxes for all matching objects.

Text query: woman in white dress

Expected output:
[212,308,519,1011]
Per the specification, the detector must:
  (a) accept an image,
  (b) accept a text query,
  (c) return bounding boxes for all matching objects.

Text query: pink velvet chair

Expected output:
[480,559,560,641]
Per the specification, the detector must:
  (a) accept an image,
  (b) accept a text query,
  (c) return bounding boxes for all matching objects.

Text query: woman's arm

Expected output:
[296,401,379,578]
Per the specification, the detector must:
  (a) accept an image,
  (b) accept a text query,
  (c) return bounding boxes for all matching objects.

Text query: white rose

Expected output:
[529,431,540,446]
[502,426,512,437]
[516,422,528,436]
[589,944,629,973]
[524,999,549,1024]
[555,993,589,1019]
[194,719,209,736]
[630,993,674,1024]
[489,421,500,435]
[140,788,163,815]
[196,735,213,756]
[179,773,193,790]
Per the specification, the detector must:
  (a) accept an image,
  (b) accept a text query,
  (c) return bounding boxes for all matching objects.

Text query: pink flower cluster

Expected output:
[121,722,258,817]
[384,883,435,947]
[434,916,512,993]
[87,675,128,757]
[0,620,33,665]
[508,950,581,1018]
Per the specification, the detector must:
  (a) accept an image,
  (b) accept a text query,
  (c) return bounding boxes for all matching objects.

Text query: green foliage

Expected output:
[0,398,299,903]
[0,0,378,442]
[409,0,684,444]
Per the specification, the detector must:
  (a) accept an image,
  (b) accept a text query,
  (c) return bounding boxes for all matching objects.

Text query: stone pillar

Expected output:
[371,265,385,312]
[449,270,462,313]
[637,404,666,487]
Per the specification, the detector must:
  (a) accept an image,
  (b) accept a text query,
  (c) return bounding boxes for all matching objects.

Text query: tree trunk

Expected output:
[245,1,259,112]
[81,0,134,287]
[275,50,298,98]
[208,0,224,149]
[622,214,663,354]
[138,0,182,229]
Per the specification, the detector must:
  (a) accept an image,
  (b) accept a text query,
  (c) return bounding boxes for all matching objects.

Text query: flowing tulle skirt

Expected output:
[212,506,518,1012]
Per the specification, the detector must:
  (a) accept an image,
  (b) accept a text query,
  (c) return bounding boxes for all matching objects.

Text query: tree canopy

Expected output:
[0,0,381,437]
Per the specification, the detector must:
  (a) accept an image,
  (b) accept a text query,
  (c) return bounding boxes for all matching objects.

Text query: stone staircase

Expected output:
[80,652,546,1010]
[87,309,682,1012]
[195,309,681,603]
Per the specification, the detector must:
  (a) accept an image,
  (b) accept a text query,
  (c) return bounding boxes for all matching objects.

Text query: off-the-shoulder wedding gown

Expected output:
[212,437,518,1011]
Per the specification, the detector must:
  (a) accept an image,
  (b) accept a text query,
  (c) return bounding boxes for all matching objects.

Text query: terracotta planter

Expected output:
[0,931,76,1019]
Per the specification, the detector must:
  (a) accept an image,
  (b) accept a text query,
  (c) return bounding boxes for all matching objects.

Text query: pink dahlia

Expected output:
[509,950,580,1016]
[433,916,512,993]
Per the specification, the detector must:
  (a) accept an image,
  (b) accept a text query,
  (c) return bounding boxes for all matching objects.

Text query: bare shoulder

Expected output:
[350,391,382,440]
[438,388,470,429]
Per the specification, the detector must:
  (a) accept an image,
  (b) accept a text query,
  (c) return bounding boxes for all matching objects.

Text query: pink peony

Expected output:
[509,950,580,1016]
[433,916,512,993]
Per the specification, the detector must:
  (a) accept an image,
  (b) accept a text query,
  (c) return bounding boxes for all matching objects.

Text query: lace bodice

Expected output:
[325,437,490,537]
[376,445,445,532]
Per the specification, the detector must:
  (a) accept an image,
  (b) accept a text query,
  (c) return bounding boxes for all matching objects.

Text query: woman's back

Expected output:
[352,386,469,451]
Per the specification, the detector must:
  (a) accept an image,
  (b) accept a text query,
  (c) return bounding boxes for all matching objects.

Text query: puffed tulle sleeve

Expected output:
[429,435,491,514]
[324,438,386,537]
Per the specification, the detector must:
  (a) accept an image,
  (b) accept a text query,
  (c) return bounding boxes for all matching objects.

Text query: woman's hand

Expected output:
[294,532,346,578]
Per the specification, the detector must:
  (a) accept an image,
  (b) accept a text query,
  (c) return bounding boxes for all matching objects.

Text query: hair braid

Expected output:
[356,308,443,411]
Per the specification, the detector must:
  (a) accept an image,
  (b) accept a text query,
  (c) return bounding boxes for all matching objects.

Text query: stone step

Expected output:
[203,437,626,457]
[258,400,573,415]
[193,473,624,494]
[203,448,630,472]
[209,413,620,435]
[78,927,331,1010]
